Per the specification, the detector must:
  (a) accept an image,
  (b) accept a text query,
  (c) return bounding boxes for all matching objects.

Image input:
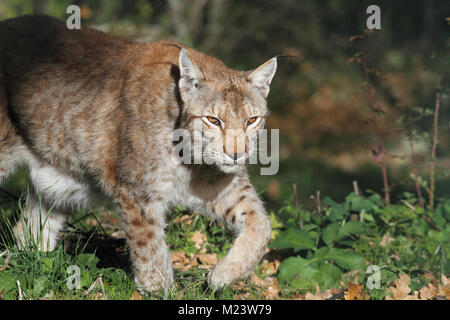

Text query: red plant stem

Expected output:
[429,74,441,210]
[409,139,424,208]
[362,55,390,206]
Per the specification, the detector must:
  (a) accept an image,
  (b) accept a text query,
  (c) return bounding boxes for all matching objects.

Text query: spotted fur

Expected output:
[0,15,277,292]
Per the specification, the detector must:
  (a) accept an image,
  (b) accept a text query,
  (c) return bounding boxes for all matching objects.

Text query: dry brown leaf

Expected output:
[171,251,189,264]
[260,259,280,276]
[380,233,394,247]
[419,281,439,300]
[171,251,198,271]
[191,231,206,250]
[438,275,450,299]
[197,253,217,269]
[173,214,194,225]
[387,274,420,300]
[305,286,334,300]
[85,218,97,226]
[249,273,268,287]
[130,290,143,300]
[90,292,106,300]
[262,278,279,300]
[0,288,5,300]
[344,282,370,300]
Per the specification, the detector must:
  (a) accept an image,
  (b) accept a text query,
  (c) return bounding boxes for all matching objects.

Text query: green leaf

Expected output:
[41,257,54,273]
[346,193,376,211]
[277,257,318,290]
[270,228,315,252]
[0,272,16,294]
[338,221,364,238]
[32,276,48,297]
[327,248,365,270]
[322,223,339,246]
[314,247,330,259]
[81,271,92,288]
[76,254,99,271]
[313,263,343,289]
[278,257,343,290]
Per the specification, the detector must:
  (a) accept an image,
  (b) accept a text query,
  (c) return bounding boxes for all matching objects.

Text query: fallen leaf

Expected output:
[130,290,143,300]
[90,292,106,300]
[419,281,439,300]
[197,253,217,267]
[344,282,370,300]
[387,274,419,300]
[262,278,280,300]
[173,214,194,225]
[85,218,97,226]
[380,233,394,247]
[305,286,334,300]
[191,231,207,250]
[249,273,268,287]
[438,274,450,299]
[260,259,280,276]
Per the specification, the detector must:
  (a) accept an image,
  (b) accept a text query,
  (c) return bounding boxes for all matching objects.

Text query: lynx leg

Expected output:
[116,193,173,293]
[13,192,66,252]
[207,183,271,288]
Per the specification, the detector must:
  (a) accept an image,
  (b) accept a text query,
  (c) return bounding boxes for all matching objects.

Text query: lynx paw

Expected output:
[207,259,250,289]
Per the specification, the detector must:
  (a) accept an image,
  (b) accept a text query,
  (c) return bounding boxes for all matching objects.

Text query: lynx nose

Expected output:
[227,153,244,161]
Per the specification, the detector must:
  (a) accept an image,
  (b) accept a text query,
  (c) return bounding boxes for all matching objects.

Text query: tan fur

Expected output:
[0,15,276,292]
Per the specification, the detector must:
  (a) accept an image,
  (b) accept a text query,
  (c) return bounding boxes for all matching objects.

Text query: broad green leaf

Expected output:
[314,247,330,259]
[322,223,339,245]
[32,275,48,297]
[346,193,375,211]
[338,221,364,238]
[76,254,99,271]
[327,248,365,270]
[0,272,16,294]
[277,257,318,290]
[313,263,342,289]
[270,228,315,252]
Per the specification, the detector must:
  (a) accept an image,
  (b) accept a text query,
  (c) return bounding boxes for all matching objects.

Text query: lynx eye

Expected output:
[206,116,221,127]
[245,117,258,126]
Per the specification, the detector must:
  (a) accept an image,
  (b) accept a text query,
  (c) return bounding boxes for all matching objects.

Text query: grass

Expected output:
[0,188,272,300]
[1,170,449,300]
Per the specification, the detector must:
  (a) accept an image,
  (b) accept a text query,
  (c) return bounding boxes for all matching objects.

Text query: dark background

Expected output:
[0,0,449,211]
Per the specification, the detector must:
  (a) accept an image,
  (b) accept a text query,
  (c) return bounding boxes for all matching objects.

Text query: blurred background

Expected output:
[0,0,449,211]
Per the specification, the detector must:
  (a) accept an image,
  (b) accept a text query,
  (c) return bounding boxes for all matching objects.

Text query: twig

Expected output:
[409,138,424,208]
[362,54,390,206]
[401,200,441,231]
[428,74,441,211]
[310,191,323,227]
[292,184,303,229]
[85,276,107,299]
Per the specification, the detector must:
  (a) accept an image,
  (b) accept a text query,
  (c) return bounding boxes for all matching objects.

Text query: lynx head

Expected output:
[177,49,277,174]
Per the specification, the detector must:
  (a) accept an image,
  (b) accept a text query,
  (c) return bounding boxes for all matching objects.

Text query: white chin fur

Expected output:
[217,163,240,174]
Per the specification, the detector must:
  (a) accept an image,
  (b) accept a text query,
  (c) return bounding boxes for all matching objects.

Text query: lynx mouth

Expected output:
[217,163,241,174]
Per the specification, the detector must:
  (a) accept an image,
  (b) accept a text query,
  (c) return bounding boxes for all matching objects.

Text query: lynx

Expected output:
[0,15,277,292]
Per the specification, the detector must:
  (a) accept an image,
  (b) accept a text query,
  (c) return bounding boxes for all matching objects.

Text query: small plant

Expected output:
[270,189,450,298]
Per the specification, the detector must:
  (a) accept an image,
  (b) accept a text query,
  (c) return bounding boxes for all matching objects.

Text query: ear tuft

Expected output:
[246,58,277,98]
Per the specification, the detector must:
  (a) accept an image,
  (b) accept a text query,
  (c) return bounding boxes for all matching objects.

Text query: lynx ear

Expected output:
[246,58,277,98]
[178,49,205,96]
